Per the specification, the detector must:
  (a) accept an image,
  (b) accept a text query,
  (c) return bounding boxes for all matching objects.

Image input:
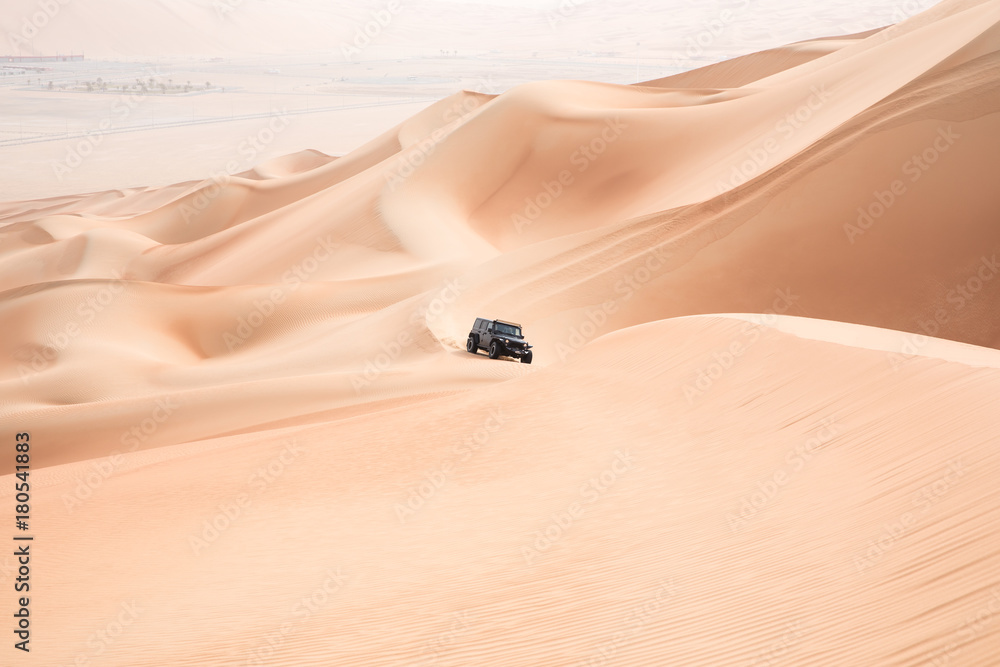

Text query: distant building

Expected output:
[1,54,84,63]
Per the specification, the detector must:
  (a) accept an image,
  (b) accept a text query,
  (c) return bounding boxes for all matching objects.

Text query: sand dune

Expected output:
[2,0,1000,664]
[10,316,1000,666]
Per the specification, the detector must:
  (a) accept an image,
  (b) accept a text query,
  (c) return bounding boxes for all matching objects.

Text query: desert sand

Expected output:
[2,0,1000,664]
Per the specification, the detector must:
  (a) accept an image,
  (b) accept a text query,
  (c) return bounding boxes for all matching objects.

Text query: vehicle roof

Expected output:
[495,319,522,328]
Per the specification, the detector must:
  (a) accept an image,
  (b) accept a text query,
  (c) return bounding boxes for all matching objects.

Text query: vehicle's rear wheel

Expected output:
[522,351,533,365]
[489,341,501,359]
[467,335,478,354]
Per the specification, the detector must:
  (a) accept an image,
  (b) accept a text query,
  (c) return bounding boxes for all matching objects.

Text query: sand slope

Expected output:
[9,316,1000,666]
[2,0,1000,664]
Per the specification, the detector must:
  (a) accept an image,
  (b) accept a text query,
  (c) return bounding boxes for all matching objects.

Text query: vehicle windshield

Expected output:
[494,323,521,337]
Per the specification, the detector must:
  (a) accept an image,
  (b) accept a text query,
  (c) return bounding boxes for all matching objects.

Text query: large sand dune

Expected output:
[2,0,1000,664]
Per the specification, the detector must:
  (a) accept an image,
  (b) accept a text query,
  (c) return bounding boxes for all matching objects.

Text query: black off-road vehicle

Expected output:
[467,318,533,364]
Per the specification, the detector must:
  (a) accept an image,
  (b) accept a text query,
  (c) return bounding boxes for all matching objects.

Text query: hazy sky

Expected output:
[1,0,947,60]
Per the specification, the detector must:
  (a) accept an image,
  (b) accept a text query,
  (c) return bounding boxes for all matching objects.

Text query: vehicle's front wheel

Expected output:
[467,335,478,354]
[489,341,501,359]
[522,351,533,365]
